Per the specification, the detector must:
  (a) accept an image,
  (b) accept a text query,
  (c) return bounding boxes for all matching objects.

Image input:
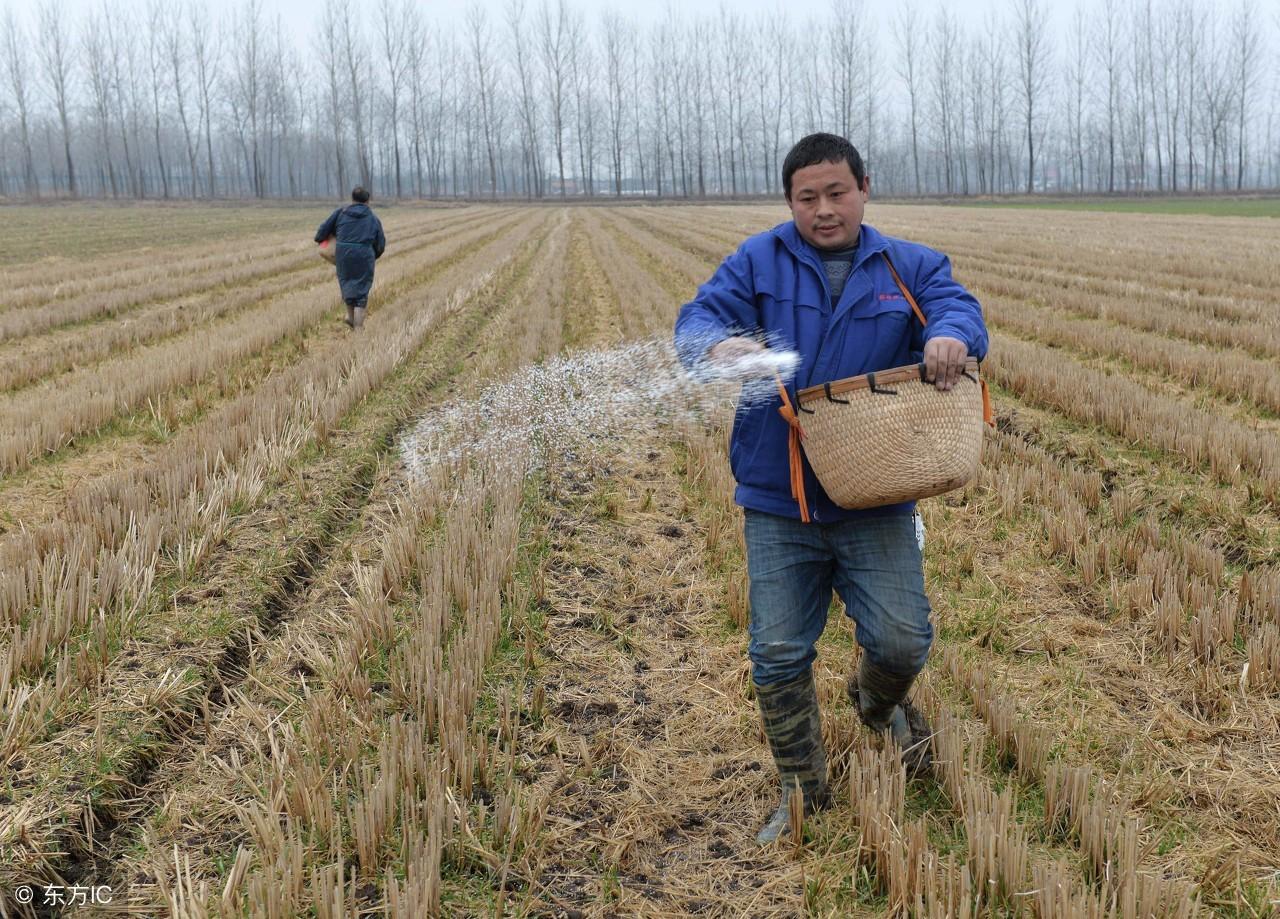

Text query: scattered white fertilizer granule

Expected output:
[399,338,801,482]
[699,348,801,384]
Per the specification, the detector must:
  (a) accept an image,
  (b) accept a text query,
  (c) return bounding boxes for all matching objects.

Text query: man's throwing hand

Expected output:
[708,336,764,364]
[923,337,969,391]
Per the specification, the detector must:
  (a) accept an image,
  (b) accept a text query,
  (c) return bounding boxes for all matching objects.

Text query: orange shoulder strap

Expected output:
[774,375,810,524]
[881,252,929,327]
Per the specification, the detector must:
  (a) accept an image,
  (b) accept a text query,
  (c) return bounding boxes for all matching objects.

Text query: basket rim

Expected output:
[797,358,980,404]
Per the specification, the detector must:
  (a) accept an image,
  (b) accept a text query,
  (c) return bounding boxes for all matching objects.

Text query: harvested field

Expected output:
[0,202,1277,917]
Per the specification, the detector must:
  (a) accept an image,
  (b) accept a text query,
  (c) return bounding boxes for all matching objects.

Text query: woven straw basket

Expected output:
[795,359,985,509]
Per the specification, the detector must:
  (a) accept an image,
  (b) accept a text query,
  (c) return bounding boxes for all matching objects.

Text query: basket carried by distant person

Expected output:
[774,253,994,518]
[318,235,337,264]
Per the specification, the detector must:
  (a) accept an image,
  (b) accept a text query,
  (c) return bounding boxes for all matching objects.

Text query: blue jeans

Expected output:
[744,509,933,687]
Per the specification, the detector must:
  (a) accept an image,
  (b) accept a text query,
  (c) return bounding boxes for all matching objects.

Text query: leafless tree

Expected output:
[1064,5,1088,192]
[1011,0,1051,193]
[3,0,1280,201]
[648,25,669,196]
[1180,0,1202,188]
[720,11,750,195]
[1157,0,1188,190]
[82,10,119,197]
[436,32,462,196]
[651,14,676,196]
[1124,5,1148,190]
[377,0,411,198]
[105,4,146,196]
[689,20,712,196]
[539,0,572,196]
[37,0,78,196]
[1095,0,1123,191]
[568,8,595,195]
[1199,15,1237,189]
[507,0,544,197]
[965,32,990,194]
[760,11,788,194]
[892,0,925,194]
[228,0,266,196]
[2,11,38,196]
[930,7,961,194]
[146,1,171,197]
[465,4,500,197]
[404,6,427,197]
[161,2,199,196]
[316,1,347,195]
[601,10,627,196]
[1231,0,1263,188]
[667,14,692,195]
[186,2,218,196]
[625,15,647,195]
[1139,0,1163,191]
[828,0,858,142]
[269,25,301,197]
[339,6,371,187]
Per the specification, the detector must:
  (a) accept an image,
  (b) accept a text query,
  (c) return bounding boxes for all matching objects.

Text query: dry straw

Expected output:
[0,212,525,475]
[986,334,1280,499]
[0,217,550,895]
[0,213,477,393]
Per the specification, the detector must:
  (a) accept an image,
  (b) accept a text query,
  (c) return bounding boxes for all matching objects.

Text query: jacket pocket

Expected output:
[819,300,916,381]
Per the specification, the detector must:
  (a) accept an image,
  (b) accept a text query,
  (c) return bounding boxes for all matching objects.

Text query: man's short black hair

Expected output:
[782,133,866,199]
[351,186,371,203]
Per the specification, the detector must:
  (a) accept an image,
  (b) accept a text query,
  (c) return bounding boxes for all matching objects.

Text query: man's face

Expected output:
[786,160,869,251]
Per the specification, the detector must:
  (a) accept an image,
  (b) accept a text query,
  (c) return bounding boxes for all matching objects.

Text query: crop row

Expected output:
[0,206,365,275]
[985,333,1280,500]
[965,261,1280,363]
[0,212,524,476]
[0,212,547,773]
[0,210,436,339]
[84,212,574,912]
[0,211,490,394]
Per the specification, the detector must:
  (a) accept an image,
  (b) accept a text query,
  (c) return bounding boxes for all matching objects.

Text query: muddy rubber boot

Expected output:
[343,305,355,328]
[352,306,367,330]
[754,669,829,845]
[848,657,933,777]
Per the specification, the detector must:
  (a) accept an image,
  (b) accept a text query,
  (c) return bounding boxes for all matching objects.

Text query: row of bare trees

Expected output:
[0,0,1276,200]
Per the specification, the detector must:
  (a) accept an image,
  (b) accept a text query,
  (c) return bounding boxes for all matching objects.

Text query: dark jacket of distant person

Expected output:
[314,203,386,304]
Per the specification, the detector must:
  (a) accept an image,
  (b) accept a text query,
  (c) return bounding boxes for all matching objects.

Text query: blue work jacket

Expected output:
[315,204,386,302]
[673,221,989,523]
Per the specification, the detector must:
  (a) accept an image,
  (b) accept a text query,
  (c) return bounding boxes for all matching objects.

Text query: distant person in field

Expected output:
[674,133,989,844]
[315,186,386,330]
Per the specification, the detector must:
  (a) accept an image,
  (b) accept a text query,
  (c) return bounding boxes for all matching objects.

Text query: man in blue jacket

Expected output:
[315,186,386,330]
[674,133,988,844]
